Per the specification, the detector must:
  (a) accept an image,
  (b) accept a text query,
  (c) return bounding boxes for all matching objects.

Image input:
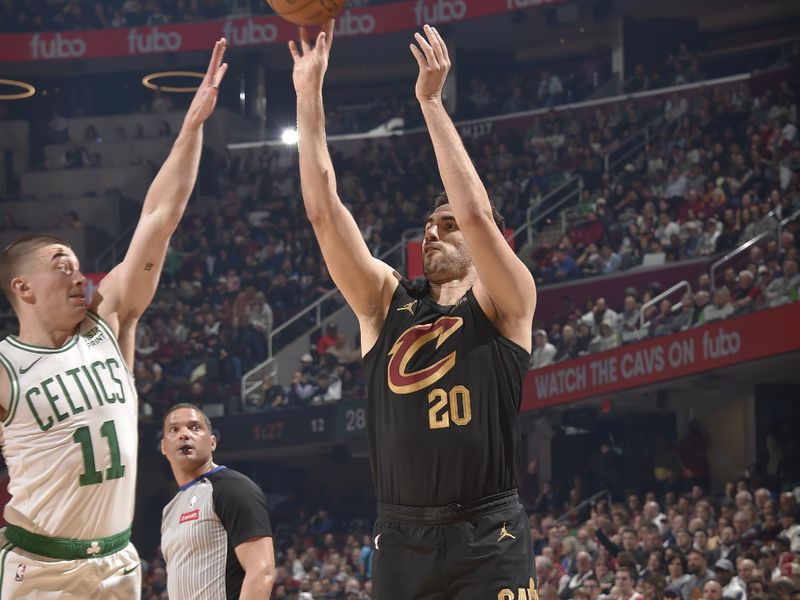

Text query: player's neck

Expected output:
[16,315,79,348]
[427,271,477,306]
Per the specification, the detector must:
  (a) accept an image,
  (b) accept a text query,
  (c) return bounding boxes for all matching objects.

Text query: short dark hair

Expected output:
[163,402,212,431]
[687,547,707,561]
[0,234,71,306]
[669,554,688,572]
[433,192,505,235]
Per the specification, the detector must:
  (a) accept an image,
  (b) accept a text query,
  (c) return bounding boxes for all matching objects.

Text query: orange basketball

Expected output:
[267,0,348,26]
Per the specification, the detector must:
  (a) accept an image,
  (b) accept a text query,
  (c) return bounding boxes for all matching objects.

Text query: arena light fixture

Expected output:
[141,70,205,93]
[0,78,36,100]
[281,128,299,145]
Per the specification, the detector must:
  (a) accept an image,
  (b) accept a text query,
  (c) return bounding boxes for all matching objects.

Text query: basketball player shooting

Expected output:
[0,39,227,598]
[291,21,538,599]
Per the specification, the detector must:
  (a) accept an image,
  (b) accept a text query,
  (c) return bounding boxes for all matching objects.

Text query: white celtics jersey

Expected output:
[0,312,138,539]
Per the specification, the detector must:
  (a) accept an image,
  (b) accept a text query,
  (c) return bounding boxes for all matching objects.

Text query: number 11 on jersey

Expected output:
[72,420,125,486]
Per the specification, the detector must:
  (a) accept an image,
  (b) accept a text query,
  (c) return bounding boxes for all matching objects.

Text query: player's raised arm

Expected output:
[411,25,536,349]
[289,20,396,345]
[93,39,229,365]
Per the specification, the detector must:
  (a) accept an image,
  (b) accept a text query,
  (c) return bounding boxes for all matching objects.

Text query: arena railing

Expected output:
[241,357,278,410]
[637,280,692,335]
[510,176,585,250]
[604,115,667,174]
[709,207,800,290]
[94,222,136,272]
[553,490,611,525]
[264,233,411,358]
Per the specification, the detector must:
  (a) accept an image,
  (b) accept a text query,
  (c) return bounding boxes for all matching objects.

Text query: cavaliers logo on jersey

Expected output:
[387,316,463,394]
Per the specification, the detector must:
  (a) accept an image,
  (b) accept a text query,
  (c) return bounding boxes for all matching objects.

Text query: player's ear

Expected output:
[10,276,34,304]
[160,437,166,456]
[210,434,217,452]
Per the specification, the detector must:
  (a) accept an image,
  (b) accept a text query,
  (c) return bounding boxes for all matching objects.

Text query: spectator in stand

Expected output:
[731,559,756,595]
[575,321,593,356]
[703,581,723,600]
[780,508,800,553]
[316,323,338,356]
[615,566,645,600]
[560,551,596,600]
[680,549,715,600]
[288,369,316,407]
[692,290,711,326]
[261,373,288,410]
[764,259,800,306]
[619,294,641,335]
[531,329,558,369]
[556,323,579,363]
[702,287,734,323]
[731,271,762,314]
[667,555,692,595]
[589,321,620,353]
[698,219,721,256]
[624,65,651,94]
[714,559,745,600]
[538,70,564,107]
[650,299,674,336]
[667,294,696,333]
[551,249,579,282]
[601,244,623,273]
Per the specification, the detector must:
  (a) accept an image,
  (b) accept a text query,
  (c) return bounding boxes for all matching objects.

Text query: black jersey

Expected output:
[362,280,530,507]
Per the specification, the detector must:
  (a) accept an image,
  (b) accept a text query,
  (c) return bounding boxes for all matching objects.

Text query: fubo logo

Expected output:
[413,0,467,26]
[333,11,376,36]
[30,33,87,59]
[127,27,182,54]
[223,19,278,47]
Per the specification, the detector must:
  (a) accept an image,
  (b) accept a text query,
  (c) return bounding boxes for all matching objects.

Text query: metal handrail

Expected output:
[604,115,666,173]
[709,208,783,290]
[703,206,800,291]
[710,228,775,290]
[266,236,407,357]
[638,280,692,331]
[510,176,584,248]
[240,357,277,408]
[779,206,800,231]
[509,116,665,251]
[554,490,611,524]
[94,223,136,272]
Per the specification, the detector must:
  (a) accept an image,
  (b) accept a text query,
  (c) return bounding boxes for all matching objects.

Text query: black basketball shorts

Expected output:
[371,491,538,600]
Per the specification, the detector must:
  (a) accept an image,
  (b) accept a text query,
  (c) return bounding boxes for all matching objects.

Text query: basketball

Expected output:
[267,0,348,26]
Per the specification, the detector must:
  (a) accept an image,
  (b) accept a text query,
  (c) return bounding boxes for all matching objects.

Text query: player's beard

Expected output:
[423,246,472,280]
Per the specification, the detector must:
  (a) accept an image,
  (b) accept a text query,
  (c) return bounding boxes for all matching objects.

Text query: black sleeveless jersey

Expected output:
[362,280,530,507]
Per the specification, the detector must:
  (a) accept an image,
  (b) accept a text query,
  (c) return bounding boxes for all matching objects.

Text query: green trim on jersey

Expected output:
[6,332,79,354]
[86,312,133,378]
[0,352,20,427]
[5,524,131,560]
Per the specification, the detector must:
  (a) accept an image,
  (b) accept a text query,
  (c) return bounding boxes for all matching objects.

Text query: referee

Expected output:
[161,403,275,599]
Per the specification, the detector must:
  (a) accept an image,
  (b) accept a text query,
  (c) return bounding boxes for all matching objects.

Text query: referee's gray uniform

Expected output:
[161,465,272,599]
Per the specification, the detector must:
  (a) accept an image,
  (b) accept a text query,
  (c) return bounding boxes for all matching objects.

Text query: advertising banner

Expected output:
[521,302,800,413]
[0,0,566,62]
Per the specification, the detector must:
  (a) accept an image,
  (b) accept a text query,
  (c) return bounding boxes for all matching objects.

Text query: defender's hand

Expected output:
[289,19,334,96]
[410,24,450,103]
[185,38,228,129]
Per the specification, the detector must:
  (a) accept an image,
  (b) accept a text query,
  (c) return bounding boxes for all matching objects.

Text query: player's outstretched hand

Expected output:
[185,38,228,129]
[410,24,450,103]
[289,19,334,97]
